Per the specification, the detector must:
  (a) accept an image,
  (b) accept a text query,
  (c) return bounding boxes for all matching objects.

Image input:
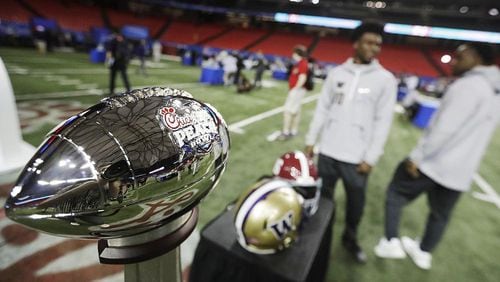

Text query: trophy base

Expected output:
[98,208,198,264]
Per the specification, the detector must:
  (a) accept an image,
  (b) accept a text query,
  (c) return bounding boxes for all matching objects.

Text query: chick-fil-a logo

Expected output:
[159,106,193,130]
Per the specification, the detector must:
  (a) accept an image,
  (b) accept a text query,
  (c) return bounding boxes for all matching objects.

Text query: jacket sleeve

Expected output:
[363,75,397,165]
[410,78,480,164]
[305,70,335,146]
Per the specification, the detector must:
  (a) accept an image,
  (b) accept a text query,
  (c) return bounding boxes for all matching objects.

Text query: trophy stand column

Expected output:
[98,208,198,282]
[124,247,181,282]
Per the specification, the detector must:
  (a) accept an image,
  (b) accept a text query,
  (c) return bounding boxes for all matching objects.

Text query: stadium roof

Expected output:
[145,0,500,32]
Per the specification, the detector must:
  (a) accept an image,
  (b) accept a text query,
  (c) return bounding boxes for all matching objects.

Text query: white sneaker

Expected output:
[401,236,432,270]
[374,237,406,259]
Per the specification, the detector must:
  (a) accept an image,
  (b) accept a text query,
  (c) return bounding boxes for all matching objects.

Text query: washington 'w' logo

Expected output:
[267,211,294,239]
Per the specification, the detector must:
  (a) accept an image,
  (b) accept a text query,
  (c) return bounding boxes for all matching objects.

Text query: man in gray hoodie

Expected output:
[374,43,499,270]
[305,21,397,263]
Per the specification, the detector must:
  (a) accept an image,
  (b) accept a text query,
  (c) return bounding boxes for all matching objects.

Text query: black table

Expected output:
[190,198,334,282]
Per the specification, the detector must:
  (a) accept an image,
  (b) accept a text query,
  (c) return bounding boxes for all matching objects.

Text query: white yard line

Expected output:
[6,64,29,74]
[12,63,197,100]
[43,75,65,81]
[37,69,109,75]
[57,79,82,86]
[7,65,193,75]
[76,83,99,90]
[4,58,92,64]
[266,130,282,142]
[16,89,105,100]
[15,82,205,101]
[228,94,320,134]
[472,174,500,209]
[0,232,67,267]
[35,243,98,276]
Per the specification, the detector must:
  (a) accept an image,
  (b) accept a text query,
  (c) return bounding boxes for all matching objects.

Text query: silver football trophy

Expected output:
[4,87,230,281]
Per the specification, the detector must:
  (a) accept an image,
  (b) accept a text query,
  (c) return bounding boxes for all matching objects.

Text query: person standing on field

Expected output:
[279,45,309,140]
[305,21,397,263]
[374,43,499,270]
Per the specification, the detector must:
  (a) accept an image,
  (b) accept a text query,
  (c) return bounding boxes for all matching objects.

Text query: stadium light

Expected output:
[274,13,360,29]
[374,1,386,9]
[459,6,469,14]
[489,8,499,16]
[440,54,451,64]
[273,13,500,43]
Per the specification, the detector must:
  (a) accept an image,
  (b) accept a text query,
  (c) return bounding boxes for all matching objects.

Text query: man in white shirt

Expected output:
[217,51,237,86]
[305,21,397,263]
[374,43,499,270]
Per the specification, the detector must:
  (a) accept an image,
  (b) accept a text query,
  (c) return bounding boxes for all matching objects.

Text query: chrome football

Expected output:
[4,87,230,239]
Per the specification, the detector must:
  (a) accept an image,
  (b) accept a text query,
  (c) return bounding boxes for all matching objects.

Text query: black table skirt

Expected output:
[190,198,334,282]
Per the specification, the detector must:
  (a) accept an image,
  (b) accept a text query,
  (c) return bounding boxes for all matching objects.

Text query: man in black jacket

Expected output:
[107,33,131,95]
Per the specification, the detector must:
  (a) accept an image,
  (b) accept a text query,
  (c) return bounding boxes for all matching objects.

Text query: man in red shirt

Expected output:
[279,45,309,140]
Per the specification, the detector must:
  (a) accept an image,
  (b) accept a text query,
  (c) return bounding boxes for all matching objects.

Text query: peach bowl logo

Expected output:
[157,103,220,156]
[159,106,194,130]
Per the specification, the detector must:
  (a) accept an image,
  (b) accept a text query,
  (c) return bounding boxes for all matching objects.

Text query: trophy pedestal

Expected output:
[98,208,198,281]
[124,247,182,282]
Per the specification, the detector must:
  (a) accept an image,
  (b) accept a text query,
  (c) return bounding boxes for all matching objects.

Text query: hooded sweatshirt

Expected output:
[306,58,397,165]
[410,65,500,192]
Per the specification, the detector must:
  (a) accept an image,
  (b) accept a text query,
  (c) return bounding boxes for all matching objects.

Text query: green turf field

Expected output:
[1,47,499,282]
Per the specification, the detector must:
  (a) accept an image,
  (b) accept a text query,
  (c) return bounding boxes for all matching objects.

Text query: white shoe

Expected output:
[374,237,406,259]
[401,236,432,270]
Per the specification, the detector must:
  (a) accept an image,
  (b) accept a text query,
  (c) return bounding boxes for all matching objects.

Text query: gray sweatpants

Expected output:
[385,160,462,252]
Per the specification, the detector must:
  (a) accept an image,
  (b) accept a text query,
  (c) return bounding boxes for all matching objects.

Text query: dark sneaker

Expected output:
[342,236,367,263]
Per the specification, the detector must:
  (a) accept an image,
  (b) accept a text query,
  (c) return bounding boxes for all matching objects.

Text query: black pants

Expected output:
[110,65,131,95]
[385,160,461,252]
[318,154,368,240]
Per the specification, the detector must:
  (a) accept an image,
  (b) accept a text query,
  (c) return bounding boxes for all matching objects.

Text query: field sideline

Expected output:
[1,47,499,282]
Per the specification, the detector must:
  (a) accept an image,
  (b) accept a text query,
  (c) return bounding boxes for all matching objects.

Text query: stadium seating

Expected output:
[311,37,353,64]
[378,44,439,77]
[312,37,441,76]
[2,2,485,79]
[204,28,267,50]
[0,1,32,23]
[249,31,314,57]
[25,0,103,31]
[160,21,226,45]
[107,10,165,36]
